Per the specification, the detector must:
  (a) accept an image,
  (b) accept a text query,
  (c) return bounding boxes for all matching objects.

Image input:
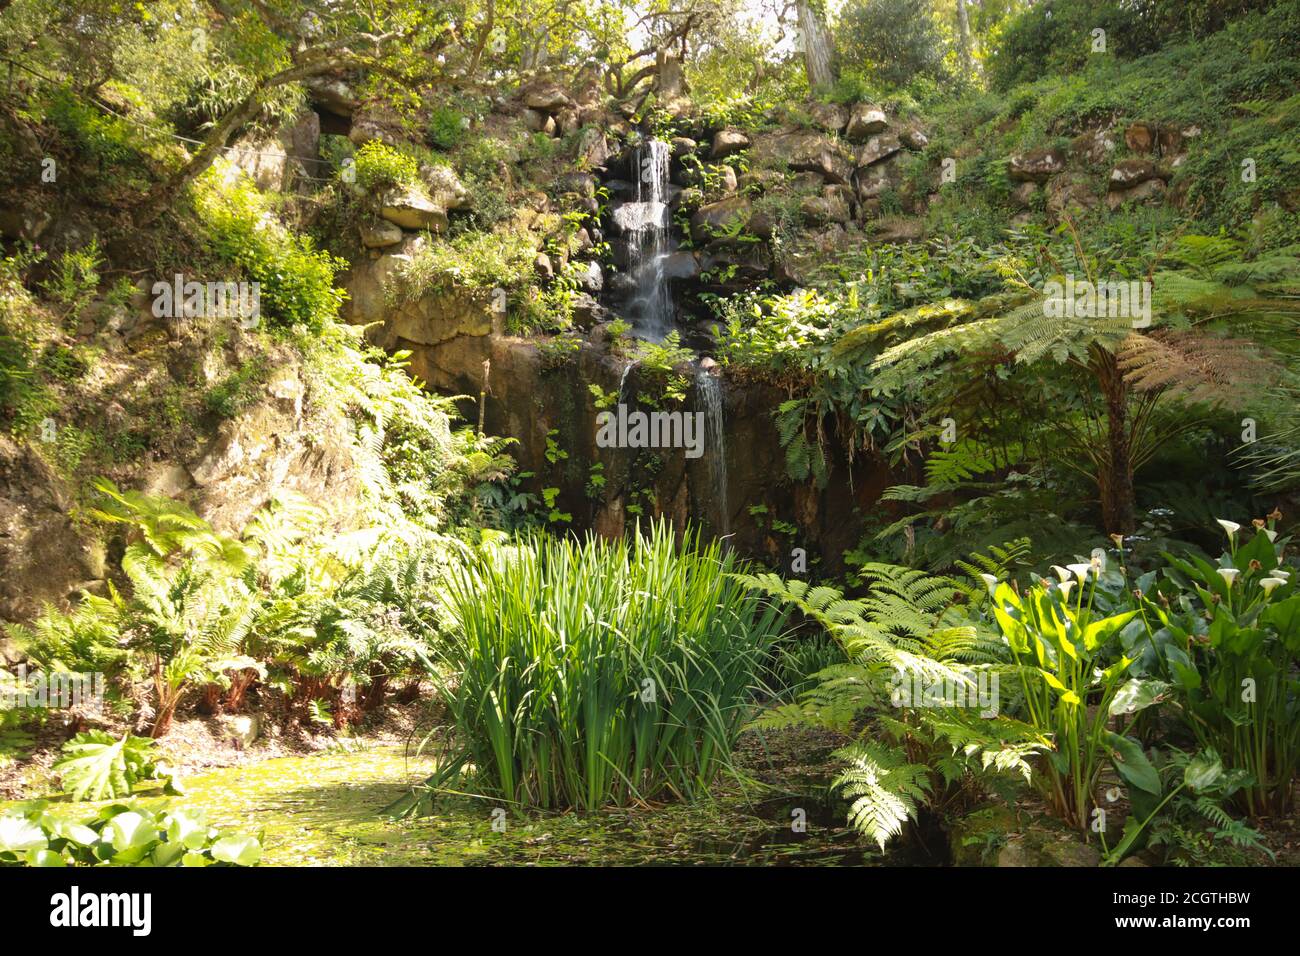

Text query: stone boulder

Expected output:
[1010,181,1040,209]
[1124,122,1158,154]
[522,83,575,113]
[555,172,599,198]
[379,187,448,232]
[710,129,751,160]
[571,261,603,293]
[856,133,903,167]
[736,169,785,194]
[689,195,752,242]
[1070,126,1119,165]
[807,101,849,133]
[1047,174,1100,218]
[347,106,403,147]
[1008,147,1066,182]
[306,76,358,118]
[577,128,612,169]
[1106,177,1167,210]
[801,186,853,225]
[524,108,556,136]
[1109,158,1166,189]
[869,218,924,242]
[359,220,403,248]
[900,125,930,150]
[420,164,471,210]
[845,103,889,141]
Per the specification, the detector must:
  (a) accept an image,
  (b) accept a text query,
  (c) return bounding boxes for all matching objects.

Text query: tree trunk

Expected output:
[1096,352,1136,534]
[955,0,974,80]
[797,0,836,92]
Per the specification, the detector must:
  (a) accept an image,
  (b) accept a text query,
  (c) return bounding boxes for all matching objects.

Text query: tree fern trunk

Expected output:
[1097,353,1136,534]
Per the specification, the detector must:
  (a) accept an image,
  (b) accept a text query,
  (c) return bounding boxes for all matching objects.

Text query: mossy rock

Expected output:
[948,803,1019,866]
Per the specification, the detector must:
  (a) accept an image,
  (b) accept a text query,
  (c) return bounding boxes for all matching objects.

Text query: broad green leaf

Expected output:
[26,848,66,867]
[106,811,157,853]
[1109,679,1169,716]
[53,732,156,801]
[1083,611,1137,652]
[210,835,262,867]
[165,810,210,850]
[1104,732,1161,795]
[1184,750,1224,792]
[0,814,47,853]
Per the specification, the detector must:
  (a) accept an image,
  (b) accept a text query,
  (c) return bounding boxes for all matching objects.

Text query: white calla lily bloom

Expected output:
[1051,565,1072,583]
[1058,580,1076,600]
[1216,519,1241,541]
[1066,563,1092,582]
[980,573,998,594]
[1217,567,1240,587]
[1260,577,1285,594]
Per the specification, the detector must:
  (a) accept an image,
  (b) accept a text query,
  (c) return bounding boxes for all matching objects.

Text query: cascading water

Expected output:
[615,139,675,340]
[617,360,637,404]
[696,368,729,538]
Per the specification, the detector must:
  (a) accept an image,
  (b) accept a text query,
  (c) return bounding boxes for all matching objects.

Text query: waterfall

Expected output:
[696,368,729,538]
[619,139,675,340]
[617,360,637,405]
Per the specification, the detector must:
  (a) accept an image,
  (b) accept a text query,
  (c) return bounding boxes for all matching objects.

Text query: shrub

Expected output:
[399,522,789,812]
[427,104,466,150]
[353,140,420,191]
[195,168,346,332]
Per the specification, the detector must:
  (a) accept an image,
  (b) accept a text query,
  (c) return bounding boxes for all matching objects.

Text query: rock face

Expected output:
[751,130,854,185]
[0,436,99,624]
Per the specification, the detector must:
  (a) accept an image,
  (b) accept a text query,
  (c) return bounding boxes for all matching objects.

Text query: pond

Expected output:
[154,731,947,867]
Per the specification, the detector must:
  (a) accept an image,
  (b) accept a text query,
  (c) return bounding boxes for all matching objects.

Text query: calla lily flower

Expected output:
[1272,569,1290,581]
[1216,519,1241,541]
[1263,529,1278,542]
[979,573,998,594]
[1066,563,1092,582]
[1051,565,1072,583]
[1260,577,1285,594]
[1058,580,1076,600]
[1217,568,1240,587]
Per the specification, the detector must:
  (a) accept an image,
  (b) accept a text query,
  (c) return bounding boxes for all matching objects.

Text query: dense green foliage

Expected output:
[398,523,788,812]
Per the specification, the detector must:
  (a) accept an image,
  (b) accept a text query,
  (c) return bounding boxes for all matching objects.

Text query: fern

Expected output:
[924,439,998,484]
[832,741,931,850]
